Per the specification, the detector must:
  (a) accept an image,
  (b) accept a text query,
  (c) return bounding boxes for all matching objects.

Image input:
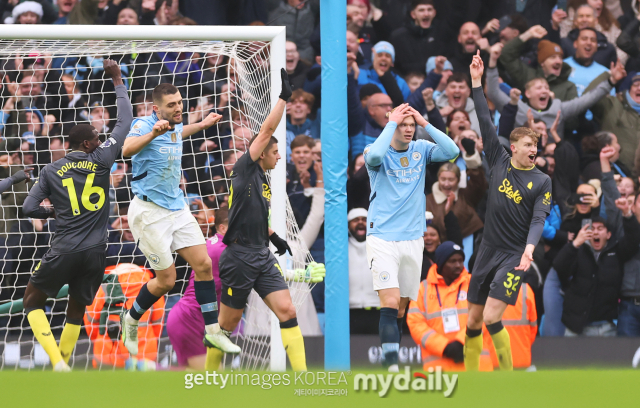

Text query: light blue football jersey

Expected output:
[365,139,439,241]
[127,112,185,211]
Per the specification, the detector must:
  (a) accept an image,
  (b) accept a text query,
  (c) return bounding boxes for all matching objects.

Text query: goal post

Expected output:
[0,24,295,371]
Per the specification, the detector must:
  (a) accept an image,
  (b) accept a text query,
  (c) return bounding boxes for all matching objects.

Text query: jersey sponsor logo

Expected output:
[100,137,117,148]
[412,151,421,161]
[262,183,271,201]
[400,157,409,167]
[527,181,533,190]
[379,271,390,282]
[159,146,182,161]
[386,164,424,184]
[498,179,523,204]
[543,191,551,206]
[56,161,98,177]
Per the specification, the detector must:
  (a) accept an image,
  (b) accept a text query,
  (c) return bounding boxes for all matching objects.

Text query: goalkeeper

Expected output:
[212,69,317,371]
[166,208,324,370]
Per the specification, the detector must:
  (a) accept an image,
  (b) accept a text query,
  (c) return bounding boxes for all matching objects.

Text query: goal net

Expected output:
[0,27,319,371]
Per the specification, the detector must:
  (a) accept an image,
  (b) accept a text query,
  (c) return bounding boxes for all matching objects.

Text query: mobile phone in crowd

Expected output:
[582,218,592,231]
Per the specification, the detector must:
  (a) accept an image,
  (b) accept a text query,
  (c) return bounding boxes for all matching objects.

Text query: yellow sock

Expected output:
[59,322,81,364]
[205,347,224,371]
[281,325,307,371]
[489,325,513,371]
[464,327,483,371]
[27,309,62,366]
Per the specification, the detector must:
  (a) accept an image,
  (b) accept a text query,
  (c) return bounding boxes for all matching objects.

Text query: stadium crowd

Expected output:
[2,0,640,370]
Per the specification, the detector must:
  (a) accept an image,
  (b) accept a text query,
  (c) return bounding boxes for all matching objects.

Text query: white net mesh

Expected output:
[0,38,317,370]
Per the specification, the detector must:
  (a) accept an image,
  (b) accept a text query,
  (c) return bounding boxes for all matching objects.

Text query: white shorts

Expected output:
[128,196,206,271]
[366,235,423,300]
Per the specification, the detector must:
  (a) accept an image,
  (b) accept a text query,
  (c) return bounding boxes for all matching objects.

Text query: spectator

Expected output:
[580,131,631,181]
[350,92,392,157]
[564,28,614,97]
[405,72,425,94]
[287,136,318,225]
[116,7,139,25]
[616,12,640,72]
[389,0,447,76]
[347,153,370,211]
[357,41,411,103]
[346,0,390,64]
[54,0,100,25]
[447,22,488,74]
[286,89,320,140]
[407,242,493,371]
[486,42,625,139]
[556,4,618,68]
[620,193,640,336]
[499,25,578,101]
[426,161,486,241]
[268,0,317,62]
[285,41,312,91]
[134,93,154,118]
[585,74,640,175]
[487,283,537,369]
[4,1,43,24]
[498,14,530,45]
[554,198,640,336]
[348,208,380,334]
[557,0,626,64]
[359,83,382,108]
[434,73,480,135]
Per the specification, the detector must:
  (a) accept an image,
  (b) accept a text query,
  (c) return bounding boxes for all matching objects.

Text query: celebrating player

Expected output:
[20,59,132,372]
[465,52,552,371]
[213,69,313,371]
[364,103,460,372]
[119,83,239,356]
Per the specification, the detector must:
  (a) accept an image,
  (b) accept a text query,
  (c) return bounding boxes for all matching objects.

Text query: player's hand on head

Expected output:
[408,106,428,128]
[103,59,121,79]
[388,103,410,125]
[152,120,170,137]
[279,68,292,101]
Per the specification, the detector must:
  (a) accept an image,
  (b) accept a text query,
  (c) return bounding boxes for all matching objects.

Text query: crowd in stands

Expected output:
[2,0,640,370]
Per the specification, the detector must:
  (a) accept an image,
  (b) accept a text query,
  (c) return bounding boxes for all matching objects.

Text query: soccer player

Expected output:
[215,69,313,371]
[119,84,239,355]
[364,103,460,372]
[20,59,132,372]
[465,52,552,371]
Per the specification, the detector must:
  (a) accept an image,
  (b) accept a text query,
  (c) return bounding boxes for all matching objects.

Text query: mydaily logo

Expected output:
[353,366,458,397]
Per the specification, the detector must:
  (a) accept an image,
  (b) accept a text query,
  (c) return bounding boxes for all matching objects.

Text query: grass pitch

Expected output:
[2,368,639,407]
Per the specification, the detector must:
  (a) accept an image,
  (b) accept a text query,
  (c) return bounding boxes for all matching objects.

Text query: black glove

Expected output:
[270,231,292,256]
[443,340,464,363]
[461,138,476,156]
[279,68,292,101]
[10,169,31,184]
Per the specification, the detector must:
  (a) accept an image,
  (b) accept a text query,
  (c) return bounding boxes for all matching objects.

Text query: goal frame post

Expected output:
[0,24,288,371]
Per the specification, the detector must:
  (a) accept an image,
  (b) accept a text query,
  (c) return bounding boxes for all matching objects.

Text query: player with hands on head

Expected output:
[213,69,319,372]
[465,51,552,371]
[120,76,236,360]
[20,59,133,372]
[365,100,459,372]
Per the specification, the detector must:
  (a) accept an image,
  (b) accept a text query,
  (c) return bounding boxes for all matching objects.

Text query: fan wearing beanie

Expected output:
[5,1,43,24]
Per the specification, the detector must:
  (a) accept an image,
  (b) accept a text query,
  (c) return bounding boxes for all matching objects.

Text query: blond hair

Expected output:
[510,127,540,144]
[437,162,460,180]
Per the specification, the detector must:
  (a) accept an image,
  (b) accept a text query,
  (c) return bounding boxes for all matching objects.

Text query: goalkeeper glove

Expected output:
[279,68,292,101]
[293,262,326,283]
[270,231,291,256]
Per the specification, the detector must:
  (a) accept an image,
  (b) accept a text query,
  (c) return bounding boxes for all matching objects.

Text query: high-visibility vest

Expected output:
[488,283,537,369]
[407,263,493,371]
[83,264,165,368]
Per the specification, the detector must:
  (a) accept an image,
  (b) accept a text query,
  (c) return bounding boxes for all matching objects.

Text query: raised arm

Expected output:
[410,107,459,162]
[486,43,510,113]
[0,169,31,195]
[470,51,504,168]
[249,68,291,162]
[560,61,625,118]
[182,109,222,139]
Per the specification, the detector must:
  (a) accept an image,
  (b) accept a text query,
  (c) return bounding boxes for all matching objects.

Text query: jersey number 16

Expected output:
[62,173,105,216]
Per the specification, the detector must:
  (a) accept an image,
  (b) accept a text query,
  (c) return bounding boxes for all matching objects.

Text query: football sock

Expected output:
[397,317,404,344]
[464,327,483,371]
[205,347,224,370]
[59,317,82,364]
[128,283,161,321]
[194,280,219,333]
[379,307,399,367]
[280,318,307,371]
[26,309,62,366]
[487,321,513,371]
